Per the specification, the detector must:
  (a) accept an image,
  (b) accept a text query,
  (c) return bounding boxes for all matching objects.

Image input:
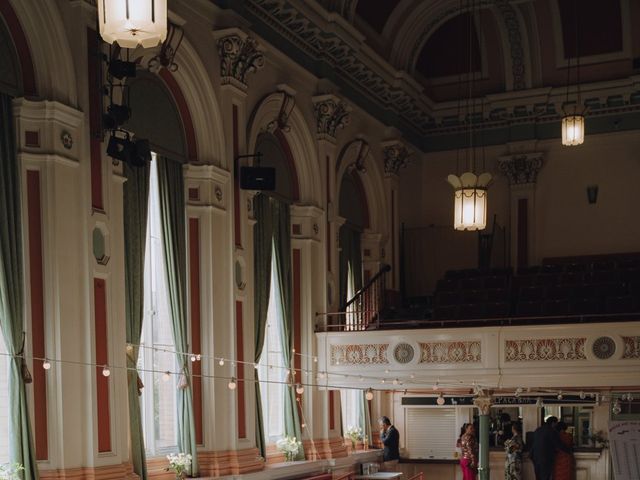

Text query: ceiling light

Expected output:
[562,115,585,146]
[98,0,168,49]
[447,173,492,231]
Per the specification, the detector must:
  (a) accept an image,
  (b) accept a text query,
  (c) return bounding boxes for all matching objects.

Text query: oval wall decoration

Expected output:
[592,336,616,360]
[394,342,415,364]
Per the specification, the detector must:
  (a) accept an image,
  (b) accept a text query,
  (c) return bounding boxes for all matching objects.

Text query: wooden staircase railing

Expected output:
[318,264,391,332]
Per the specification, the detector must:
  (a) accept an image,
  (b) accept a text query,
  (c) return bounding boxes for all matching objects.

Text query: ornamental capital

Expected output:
[382,140,412,176]
[312,94,350,140]
[473,393,494,416]
[214,28,264,88]
[497,152,544,185]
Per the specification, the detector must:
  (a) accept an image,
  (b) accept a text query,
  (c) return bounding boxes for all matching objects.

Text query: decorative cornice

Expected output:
[312,94,351,140]
[497,152,544,185]
[214,28,264,89]
[382,140,412,176]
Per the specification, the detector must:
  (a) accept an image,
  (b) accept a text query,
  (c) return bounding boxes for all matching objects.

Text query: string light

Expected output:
[42,359,51,370]
[393,379,399,385]
[365,388,374,401]
[162,371,171,382]
[102,365,111,377]
[228,377,237,390]
[437,393,445,406]
[196,354,201,361]
[190,355,197,362]
[218,358,225,366]
[296,384,305,395]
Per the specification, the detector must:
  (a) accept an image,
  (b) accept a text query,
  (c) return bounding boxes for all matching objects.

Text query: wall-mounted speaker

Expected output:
[240,166,276,190]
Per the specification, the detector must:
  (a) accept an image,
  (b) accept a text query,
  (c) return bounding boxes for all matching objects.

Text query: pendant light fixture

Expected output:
[447,0,492,231]
[561,0,585,146]
[98,0,168,48]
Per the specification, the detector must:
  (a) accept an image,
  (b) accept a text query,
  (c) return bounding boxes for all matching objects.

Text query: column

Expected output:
[381,140,412,296]
[497,152,544,268]
[210,27,265,475]
[473,394,493,480]
[310,93,350,458]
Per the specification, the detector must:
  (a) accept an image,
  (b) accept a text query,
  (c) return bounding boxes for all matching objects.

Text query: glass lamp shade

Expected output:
[447,172,492,231]
[561,114,585,146]
[98,0,167,48]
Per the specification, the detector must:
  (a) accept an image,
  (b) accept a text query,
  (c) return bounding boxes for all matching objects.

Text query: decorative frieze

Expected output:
[622,336,640,359]
[330,343,388,366]
[312,94,350,140]
[419,341,481,364]
[215,29,264,88]
[505,338,586,362]
[382,141,412,176]
[498,152,544,185]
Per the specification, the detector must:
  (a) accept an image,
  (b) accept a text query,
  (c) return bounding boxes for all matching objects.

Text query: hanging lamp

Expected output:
[561,0,585,146]
[447,2,492,231]
[98,0,168,48]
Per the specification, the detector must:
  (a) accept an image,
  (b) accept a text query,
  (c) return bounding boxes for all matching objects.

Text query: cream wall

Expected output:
[400,131,640,296]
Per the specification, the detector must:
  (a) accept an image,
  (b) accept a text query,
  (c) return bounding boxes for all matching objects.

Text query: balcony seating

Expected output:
[428,253,640,321]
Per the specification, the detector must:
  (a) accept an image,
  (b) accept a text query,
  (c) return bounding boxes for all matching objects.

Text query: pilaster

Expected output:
[473,393,494,480]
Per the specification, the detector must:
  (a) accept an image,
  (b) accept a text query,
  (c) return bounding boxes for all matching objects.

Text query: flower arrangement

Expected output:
[276,435,302,462]
[345,426,363,448]
[589,431,609,448]
[166,453,192,479]
[0,463,24,480]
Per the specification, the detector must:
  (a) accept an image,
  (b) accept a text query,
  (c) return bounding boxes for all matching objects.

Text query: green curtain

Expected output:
[0,94,38,479]
[359,390,372,447]
[156,156,199,475]
[253,194,273,459]
[123,162,150,479]
[272,198,305,459]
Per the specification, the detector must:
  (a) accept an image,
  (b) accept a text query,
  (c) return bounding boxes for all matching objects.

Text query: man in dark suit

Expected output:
[531,416,572,480]
[379,416,400,471]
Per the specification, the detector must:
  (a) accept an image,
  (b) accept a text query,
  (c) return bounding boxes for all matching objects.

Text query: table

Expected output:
[353,473,403,479]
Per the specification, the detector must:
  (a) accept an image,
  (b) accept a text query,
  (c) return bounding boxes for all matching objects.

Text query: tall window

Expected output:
[340,388,362,434]
[258,243,286,442]
[0,330,8,462]
[139,156,178,454]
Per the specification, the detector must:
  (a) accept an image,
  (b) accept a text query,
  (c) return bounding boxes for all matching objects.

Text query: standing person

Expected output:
[504,423,524,480]
[531,416,572,480]
[378,416,400,471]
[553,422,575,480]
[460,423,478,480]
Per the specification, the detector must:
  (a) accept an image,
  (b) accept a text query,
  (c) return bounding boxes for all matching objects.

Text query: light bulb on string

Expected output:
[219,358,225,366]
[318,371,326,379]
[254,363,259,370]
[579,391,586,400]
[432,382,439,391]
[365,388,374,401]
[436,393,445,406]
[410,374,415,379]
[296,384,304,395]
[228,377,237,390]
[313,357,318,363]
[190,355,197,362]
[162,371,171,382]
[102,365,111,377]
[557,392,563,400]
[196,354,201,361]
[42,359,51,370]
[393,378,399,385]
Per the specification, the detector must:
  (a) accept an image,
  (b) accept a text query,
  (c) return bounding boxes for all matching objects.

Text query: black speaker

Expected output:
[240,166,276,190]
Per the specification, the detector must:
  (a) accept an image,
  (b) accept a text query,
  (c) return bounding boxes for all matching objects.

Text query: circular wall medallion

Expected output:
[592,336,616,359]
[394,343,414,364]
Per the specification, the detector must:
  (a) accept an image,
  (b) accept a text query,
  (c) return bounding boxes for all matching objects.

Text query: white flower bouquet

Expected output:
[0,463,24,480]
[276,435,302,462]
[345,426,363,448]
[166,453,192,479]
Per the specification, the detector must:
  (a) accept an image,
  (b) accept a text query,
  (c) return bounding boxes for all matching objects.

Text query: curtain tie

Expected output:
[17,332,33,384]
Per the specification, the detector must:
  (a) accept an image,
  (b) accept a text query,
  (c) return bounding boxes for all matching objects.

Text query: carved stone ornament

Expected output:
[498,153,544,185]
[312,95,350,139]
[383,141,412,175]
[217,33,264,86]
[473,394,493,416]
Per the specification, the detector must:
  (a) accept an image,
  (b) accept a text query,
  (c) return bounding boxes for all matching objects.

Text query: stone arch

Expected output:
[335,139,387,235]
[4,0,77,104]
[388,0,530,90]
[136,38,226,166]
[247,92,321,206]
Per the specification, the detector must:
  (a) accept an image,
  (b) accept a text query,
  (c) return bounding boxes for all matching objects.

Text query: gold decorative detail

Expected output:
[622,336,640,359]
[419,341,481,364]
[505,338,586,362]
[330,344,388,366]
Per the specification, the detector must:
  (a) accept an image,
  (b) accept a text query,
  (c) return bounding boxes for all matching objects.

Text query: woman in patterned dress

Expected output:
[459,423,478,480]
[504,423,523,480]
[553,422,575,480]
